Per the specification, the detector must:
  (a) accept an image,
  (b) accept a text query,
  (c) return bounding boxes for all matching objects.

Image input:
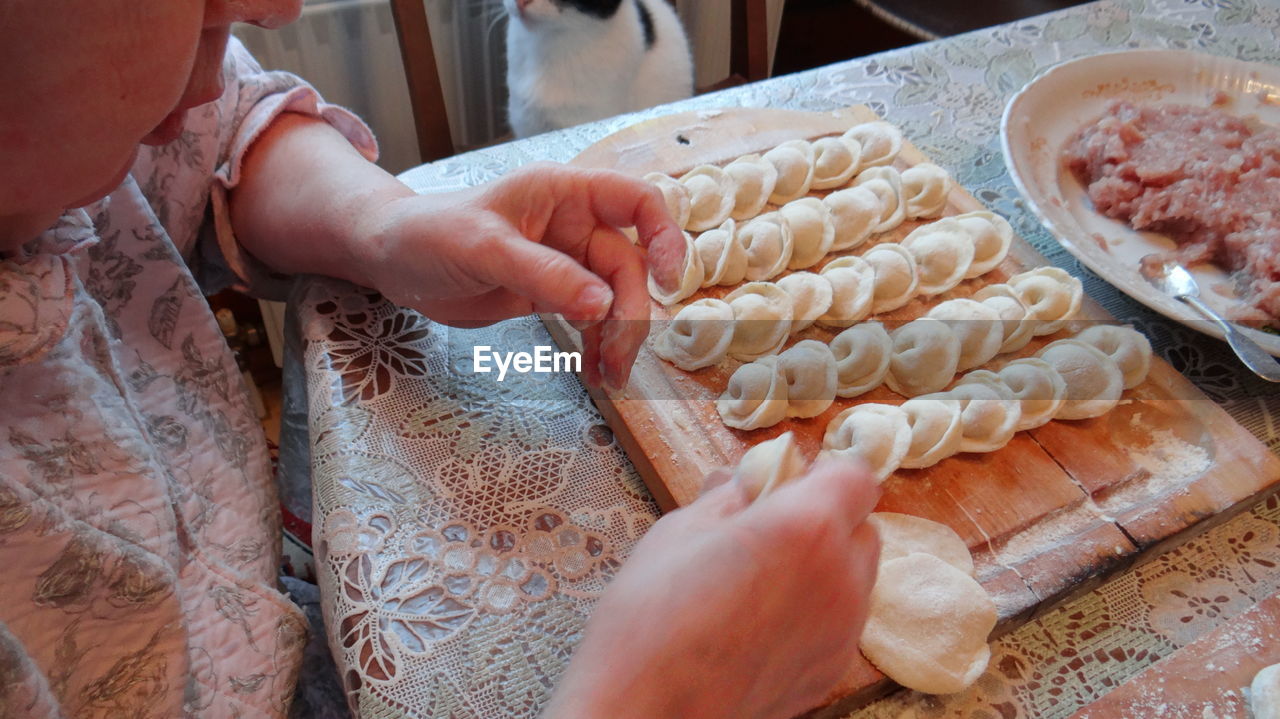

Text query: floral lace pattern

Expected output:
[297,2,1280,716]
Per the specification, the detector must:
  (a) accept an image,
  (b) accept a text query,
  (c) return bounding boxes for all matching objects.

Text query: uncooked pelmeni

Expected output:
[764,139,816,205]
[898,396,963,469]
[885,318,961,397]
[830,321,892,398]
[867,512,973,574]
[996,358,1067,431]
[644,172,692,230]
[777,340,838,418]
[647,231,704,305]
[816,255,876,328]
[954,211,1013,278]
[725,282,793,361]
[1251,663,1280,719]
[900,162,952,219]
[1036,339,1124,420]
[821,404,911,482]
[949,372,1022,453]
[842,121,904,168]
[739,212,794,282]
[652,298,734,371]
[824,186,882,251]
[810,135,863,189]
[1009,267,1083,336]
[680,165,736,232]
[776,271,834,333]
[859,552,996,695]
[733,431,807,501]
[973,283,1038,353]
[863,243,920,315]
[693,219,746,287]
[723,154,779,221]
[853,166,906,233]
[901,219,975,297]
[718,357,788,430]
[926,298,1004,372]
[780,197,836,270]
[1074,324,1152,389]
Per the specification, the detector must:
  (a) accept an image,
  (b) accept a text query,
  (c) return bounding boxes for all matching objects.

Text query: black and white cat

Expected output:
[504,0,694,138]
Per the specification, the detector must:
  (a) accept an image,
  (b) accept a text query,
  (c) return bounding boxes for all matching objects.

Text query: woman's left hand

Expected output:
[359,162,685,390]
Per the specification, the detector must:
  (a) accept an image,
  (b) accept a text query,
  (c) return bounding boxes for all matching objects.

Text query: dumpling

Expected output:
[647,231,704,305]
[680,165,737,232]
[810,135,863,189]
[724,282,794,361]
[901,218,975,297]
[764,139,816,205]
[1074,325,1152,389]
[1009,267,1083,336]
[901,162,951,219]
[693,219,747,287]
[972,284,1037,353]
[953,211,1013,278]
[926,298,1004,372]
[947,373,1022,453]
[1035,339,1124,420]
[816,255,875,328]
[842,121,904,168]
[823,186,882,251]
[739,212,794,281]
[733,432,806,501]
[780,198,836,270]
[777,340,838,418]
[863,243,919,314]
[884,318,960,397]
[644,172,692,230]
[776,271,834,333]
[724,154,779,220]
[830,321,893,397]
[898,396,963,469]
[718,357,789,430]
[859,553,995,695]
[853,166,906,233]
[652,298,734,371]
[821,404,911,483]
[868,512,974,574]
[995,358,1066,430]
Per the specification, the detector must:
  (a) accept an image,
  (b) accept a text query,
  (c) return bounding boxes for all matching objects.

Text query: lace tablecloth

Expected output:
[289,1,1280,716]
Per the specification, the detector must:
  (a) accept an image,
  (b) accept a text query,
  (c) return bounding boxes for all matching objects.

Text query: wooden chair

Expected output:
[388,0,455,164]
[671,0,772,91]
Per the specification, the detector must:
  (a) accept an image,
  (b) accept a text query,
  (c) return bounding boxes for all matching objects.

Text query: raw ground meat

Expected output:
[1065,100,1280,327]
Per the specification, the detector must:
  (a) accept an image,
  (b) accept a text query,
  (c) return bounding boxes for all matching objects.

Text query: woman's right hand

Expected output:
[544,459,882,719]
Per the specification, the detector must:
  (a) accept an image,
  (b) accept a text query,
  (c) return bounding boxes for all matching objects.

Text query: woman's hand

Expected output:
[358,162,686,389]
[544,460,882,719]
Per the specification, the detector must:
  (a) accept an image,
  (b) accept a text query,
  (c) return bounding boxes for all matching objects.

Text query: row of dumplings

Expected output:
[820,326,1154,481]
[714,267,1086,430]
[650,161,955,307]
[653,213,1021,372]
[646,121,916,234]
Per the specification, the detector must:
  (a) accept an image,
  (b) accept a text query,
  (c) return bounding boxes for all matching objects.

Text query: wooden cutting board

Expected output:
[544,105,1280,712]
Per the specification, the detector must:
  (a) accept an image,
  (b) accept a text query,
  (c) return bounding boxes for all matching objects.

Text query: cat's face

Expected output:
[506,0,626,26]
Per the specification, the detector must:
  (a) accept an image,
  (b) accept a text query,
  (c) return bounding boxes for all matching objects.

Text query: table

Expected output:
[287,2,1280,716]
[853,0,1092,41]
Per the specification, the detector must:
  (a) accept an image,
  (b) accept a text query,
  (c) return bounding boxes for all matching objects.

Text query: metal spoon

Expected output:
[1139,256,1280,382]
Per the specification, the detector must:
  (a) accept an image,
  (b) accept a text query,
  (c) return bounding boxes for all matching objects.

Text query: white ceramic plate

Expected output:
[1001,49,1280,355]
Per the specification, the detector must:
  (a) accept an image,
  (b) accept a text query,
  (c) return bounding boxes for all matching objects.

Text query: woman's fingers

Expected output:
[537,165,686,293]
[470,229,614,328]
[744,457,881,538]
[583,225,650,389]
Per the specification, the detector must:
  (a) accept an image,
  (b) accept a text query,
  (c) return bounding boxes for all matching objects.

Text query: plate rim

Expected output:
[1000,48,1280,356]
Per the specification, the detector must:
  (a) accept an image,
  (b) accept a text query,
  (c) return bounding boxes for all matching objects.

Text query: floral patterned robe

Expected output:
[0,39,376,718]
